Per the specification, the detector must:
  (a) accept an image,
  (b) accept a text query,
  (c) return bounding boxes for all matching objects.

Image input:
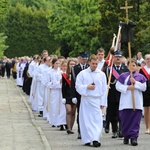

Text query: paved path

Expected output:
[0,78,49,150]
[1,77,150,150]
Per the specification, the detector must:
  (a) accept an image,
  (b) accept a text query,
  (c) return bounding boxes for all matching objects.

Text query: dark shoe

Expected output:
[123,138,129,144]
[52,125,55,127]
[67,130,74,134]
[38,111,43,117]
[131,139,138,146]
[77,133,81,139]
[105,128,109,133]
[60,125,65,131]
[93,141,101,147]
[85,143,90,146]
[118,131,123,138]
[112,132,117,138]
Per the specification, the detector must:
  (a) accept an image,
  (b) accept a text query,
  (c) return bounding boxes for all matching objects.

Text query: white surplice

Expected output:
[97,59,105,70]
[76,67,107,144]
[42,67,52,120]
[43,68,66,126]
[36,64,49,112]
[16,62,25,86]
[29,62,39,111]
[116,75,146,111]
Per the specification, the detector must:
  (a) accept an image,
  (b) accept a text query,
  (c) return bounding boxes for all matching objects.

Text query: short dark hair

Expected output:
[89,54,98,61]
[58,56,65,59]
[42,50,48,54]
[127,59,137,66]
[97,48,105,54]
[51,58,58,68]
[33,54,39,60]
[44,56,50,62]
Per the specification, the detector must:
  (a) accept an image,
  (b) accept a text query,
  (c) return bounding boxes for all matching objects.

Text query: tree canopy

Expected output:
[0,0,149,58]
[4,3,58,57]
[48,0,101,57]
[0,33,8,57]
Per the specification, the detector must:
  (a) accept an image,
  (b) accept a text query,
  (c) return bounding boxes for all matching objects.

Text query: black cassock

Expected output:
[22,62,32,95]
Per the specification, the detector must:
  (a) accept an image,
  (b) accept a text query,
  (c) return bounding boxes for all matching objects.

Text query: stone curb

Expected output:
[12,79,51,150]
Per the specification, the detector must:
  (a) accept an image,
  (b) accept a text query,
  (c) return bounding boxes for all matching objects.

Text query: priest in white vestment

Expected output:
[76,54,107,147]
[16,58,25,86]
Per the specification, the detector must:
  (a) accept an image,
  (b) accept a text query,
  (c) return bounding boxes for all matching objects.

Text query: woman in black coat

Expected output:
[62,59,76,134]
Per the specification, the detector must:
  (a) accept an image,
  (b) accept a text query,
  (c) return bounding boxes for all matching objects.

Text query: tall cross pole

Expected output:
[120,0,136,111]
[120,0,133,23]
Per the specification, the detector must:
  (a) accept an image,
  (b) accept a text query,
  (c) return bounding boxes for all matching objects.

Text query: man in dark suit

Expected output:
[104,50,128,138]
[71,52,89,139]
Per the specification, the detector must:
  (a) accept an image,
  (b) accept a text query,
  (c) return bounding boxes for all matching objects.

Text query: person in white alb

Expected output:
[16,57,26,87]
[137,52,144,64]
[75,54,107,147]
[97,48,105,70]
[29,56,40,111]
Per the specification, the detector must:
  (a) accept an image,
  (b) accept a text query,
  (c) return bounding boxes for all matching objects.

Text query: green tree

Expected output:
[10,0,50,10]
[0,33,8,57]
[133,1,150,55]
[98,0,150,56]
[0,0,10,32]
[48,0,101,57]
[4,3,58,57]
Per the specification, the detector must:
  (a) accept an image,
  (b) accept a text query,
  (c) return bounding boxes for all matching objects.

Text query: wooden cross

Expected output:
[120,0,133,23]
[120,0,135,111]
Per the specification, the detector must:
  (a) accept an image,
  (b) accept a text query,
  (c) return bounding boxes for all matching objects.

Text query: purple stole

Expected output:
[117,71,147,85]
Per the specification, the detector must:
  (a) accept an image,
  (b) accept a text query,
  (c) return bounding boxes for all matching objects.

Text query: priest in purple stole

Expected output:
[116,59,147,146]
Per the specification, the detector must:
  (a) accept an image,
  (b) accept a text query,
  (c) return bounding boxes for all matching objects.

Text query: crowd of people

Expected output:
[0,49,150,147]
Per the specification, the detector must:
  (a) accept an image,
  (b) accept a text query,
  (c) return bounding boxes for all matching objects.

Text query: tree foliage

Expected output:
[99,0,150,56]
[48,0,101,57]
[0,0,10,31]
[0,0,149,57]
[10,0,50,10]
[4,3,58,57]
[0,33,8,57]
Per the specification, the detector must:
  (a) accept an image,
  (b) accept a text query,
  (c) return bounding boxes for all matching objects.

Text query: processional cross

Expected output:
[120,1,136,111]
[120,0,133,23]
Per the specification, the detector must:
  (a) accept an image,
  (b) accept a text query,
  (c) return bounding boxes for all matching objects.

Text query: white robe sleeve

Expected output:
[75,72,88,96]
[51,73,62,89]
[100,73,107,107]
[32,78,37,96]
[134,81,146,92]
[36,66,43,82]
[42,71,52,88]
[116,81,128,94]
[28,63,34,77]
